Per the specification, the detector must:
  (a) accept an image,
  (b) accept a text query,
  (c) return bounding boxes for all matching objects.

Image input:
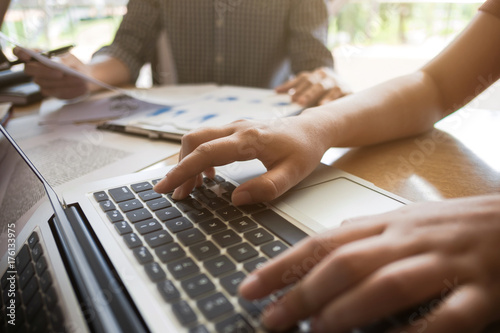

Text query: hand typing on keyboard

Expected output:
[153,112,330,206]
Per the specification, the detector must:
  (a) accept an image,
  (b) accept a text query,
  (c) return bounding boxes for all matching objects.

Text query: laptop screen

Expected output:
[0,125,49,255]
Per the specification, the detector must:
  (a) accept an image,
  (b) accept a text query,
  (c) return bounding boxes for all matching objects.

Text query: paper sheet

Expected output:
[6,118,180,194]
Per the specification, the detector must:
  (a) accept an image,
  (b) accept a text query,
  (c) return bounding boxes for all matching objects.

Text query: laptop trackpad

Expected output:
[277,177,405,231]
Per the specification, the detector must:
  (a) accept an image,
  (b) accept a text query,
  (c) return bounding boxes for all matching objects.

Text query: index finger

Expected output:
[153,132,253,194]
[238,221,387,300]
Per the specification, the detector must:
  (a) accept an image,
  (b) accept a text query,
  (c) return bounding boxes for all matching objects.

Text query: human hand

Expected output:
[238,194,500,332]
[276,67,350,107]
[13,47,89,100]
[153,112,331,205]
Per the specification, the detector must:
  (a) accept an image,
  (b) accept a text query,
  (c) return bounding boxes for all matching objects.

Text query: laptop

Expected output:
[0,122,409,333]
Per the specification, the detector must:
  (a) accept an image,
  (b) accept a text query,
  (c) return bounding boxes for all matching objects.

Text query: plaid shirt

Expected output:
[95,0,333,88]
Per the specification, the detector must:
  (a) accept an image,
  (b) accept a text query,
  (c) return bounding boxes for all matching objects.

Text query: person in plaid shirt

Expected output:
[15,0,349,106]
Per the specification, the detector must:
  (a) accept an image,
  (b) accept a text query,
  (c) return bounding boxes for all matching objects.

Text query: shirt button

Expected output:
[216,19,224,28]
[215,55,224,64]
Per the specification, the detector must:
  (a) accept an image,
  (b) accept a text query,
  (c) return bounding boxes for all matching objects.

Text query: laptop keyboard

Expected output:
[93,174,308,332]
[1,230,65,333]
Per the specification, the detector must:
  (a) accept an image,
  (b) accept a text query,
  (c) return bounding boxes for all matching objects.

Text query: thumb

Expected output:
[231,163,304,205]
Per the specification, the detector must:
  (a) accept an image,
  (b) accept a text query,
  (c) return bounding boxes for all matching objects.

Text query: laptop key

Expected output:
[15,244,30,273]
[212,230,242,248]
[244,228,274,246]
[204,255,236,278]
[165,217,193,233]
[213,175,225,183]
[261,240,288,258]
[19,263,35,289]
[144,262,166,282]
[31,243,43,262]
[144,230,173,247]
[126,208,153,223]
[176,197,204,212]
[172,300,197,326]
[252,209,308,245]
[178,228,206,246]
[45,286,58,310]
[197,292,233,321]
[157,280,180,303]
[239,203,267,214]
[134,219,162,235]
[243,257,268,273]
[131,181,153,193]
[216,205,242,222]
[100,200,116,212]
[35,256,48,276]
[108,186,135,203]
[25,292,43,319]
[106,210,123,223]
[147,197,171,211]
[123,233,143,249]
[156,243,185,263]
[28,231,39,249]
[167,258,199,280]
[181,273,216,299]
[215,313,254,333]
[133,246,153,264]
[138,190,162,202]
[93,191,109,202]
[189,325,209,333]
[118,199,143,213]
[22,276,38,304]
[198,218,227,235]
[187,208,214,223]
[220,271,246,296]
[156,207,182,222]
[229,217,257,233]
[114,221,133,235]
[39,270,52,292]
[189,240,220,261]
[227,242,258,262]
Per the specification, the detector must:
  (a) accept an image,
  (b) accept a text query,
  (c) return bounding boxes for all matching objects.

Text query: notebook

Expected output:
[0,123,409,333]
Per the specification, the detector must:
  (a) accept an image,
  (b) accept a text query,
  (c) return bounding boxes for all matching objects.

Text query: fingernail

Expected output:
[232,191,252,206]
[262,302,288,330]
[172,187,184,200]
[152,177,166,192]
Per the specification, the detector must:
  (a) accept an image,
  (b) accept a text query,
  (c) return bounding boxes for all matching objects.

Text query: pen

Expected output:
[9,44,75,66]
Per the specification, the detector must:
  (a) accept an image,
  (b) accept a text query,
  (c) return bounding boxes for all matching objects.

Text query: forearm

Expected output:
[303,70,445,148]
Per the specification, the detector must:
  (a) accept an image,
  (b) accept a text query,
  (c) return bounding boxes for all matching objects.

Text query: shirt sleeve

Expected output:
[93,0,161,83]
[479,0,500,20]
[287,0,334,74]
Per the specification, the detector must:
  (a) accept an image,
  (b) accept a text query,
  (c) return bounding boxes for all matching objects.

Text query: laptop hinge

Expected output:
[51,205,148,333]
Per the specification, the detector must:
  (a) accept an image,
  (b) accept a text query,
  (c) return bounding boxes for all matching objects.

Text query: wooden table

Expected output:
[320,107,500,203]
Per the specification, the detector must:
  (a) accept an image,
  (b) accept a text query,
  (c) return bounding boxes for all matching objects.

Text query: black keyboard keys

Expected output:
[212,230,242,248]
[157,280,180,303]
[190,241,220,261]
[167,258,199,279]
[181,274,215,298]
[261,240,288,258]
[197,292,233,321]
[172,300,197,326]
[227,243,258,262]
[134,219,162,235]
[144,262,166,282]
[108,186,135,203]
[144,230,173,248]
[204,255,236,278]
[220,271,246,296]
[156,243,185,263]
[215,314,254,333]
